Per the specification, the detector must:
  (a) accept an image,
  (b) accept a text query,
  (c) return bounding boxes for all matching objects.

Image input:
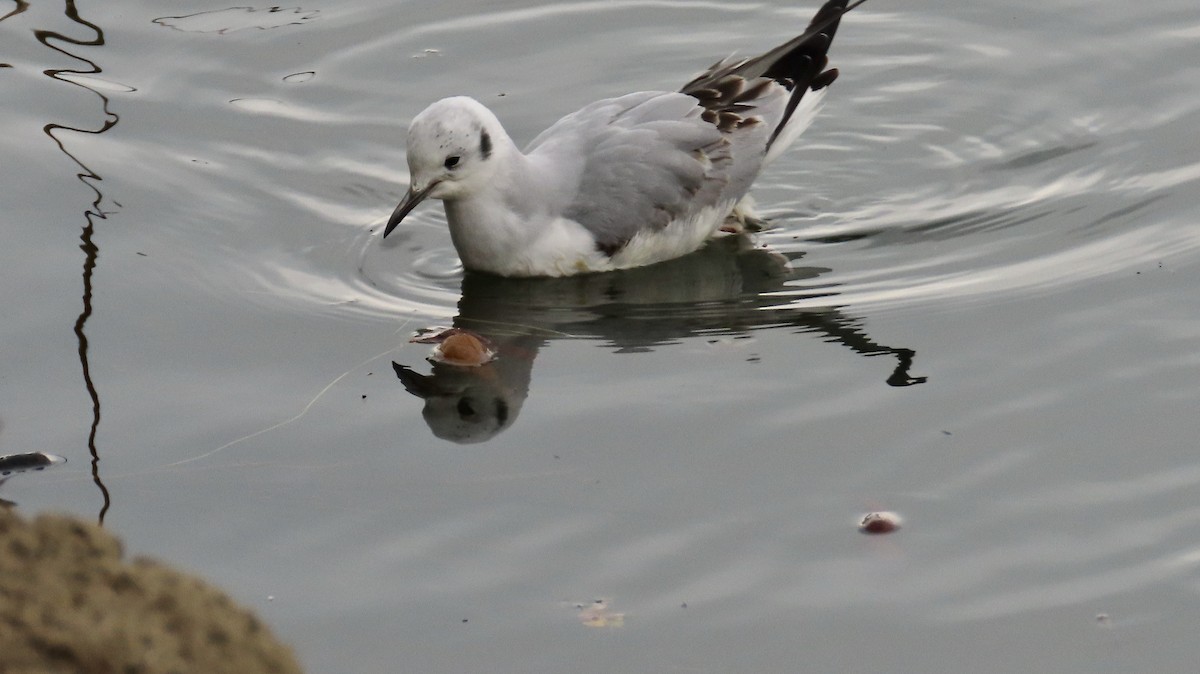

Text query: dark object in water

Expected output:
[410,327,497,367]
[0,452,67,477]
[858,511,902,534]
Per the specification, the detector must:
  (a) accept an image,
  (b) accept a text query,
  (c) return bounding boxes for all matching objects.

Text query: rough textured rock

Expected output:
[0,508,303,674]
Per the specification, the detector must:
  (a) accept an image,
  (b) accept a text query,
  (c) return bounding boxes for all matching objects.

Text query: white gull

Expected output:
[383,0,867,277]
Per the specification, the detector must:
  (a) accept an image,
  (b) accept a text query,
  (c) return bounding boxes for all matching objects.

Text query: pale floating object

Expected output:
[858,511,902,534]
[0,452,67,477]
[574,599,625,628]
[54,73,137,93]
[227,98,344,123]
[410,327,496,367]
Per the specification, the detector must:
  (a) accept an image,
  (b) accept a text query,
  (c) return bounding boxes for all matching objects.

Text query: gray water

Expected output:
[3,0,1200,671]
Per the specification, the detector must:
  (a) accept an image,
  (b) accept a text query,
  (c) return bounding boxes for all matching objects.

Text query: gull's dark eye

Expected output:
[444,155,461,169]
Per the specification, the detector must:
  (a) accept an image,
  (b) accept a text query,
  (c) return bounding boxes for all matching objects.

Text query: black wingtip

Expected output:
[761,0,867,147]
[675,0,868,150]
[761,0,849,85]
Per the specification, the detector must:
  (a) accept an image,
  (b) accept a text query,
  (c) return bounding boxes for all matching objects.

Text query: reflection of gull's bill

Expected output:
[0,452,67,477]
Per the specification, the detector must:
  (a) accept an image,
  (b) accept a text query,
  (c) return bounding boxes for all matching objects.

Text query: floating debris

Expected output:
[282,71,315,83]
[410,327,496,367]
[0,452,67,477]
[572,599,624,628]
[152,6,318,34]
[858,511,902,535]
[409,326,453,342]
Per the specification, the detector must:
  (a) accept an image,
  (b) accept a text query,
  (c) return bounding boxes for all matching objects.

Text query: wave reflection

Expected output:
[29,0,117,523]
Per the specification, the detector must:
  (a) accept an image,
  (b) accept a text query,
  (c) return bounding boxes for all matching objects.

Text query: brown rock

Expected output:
[0,508,302,674]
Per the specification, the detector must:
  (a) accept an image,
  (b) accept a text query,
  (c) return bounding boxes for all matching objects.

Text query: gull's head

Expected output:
[383,96,505,237]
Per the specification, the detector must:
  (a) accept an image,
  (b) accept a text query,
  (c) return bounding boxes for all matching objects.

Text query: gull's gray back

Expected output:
[525,91,778,253]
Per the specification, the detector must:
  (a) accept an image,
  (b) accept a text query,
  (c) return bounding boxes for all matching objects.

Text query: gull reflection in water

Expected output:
[394,236,926,444]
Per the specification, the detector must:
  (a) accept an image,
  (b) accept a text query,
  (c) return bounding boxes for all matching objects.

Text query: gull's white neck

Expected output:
[442,141,602,276]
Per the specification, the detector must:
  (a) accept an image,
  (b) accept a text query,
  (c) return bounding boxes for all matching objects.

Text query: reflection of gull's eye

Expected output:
[457,397,475,418]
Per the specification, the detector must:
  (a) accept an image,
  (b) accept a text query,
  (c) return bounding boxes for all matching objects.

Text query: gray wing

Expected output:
[526,92,732,255]
[520,0,852,254]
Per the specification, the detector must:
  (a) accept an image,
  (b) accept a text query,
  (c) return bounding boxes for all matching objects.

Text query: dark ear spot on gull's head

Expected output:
[480,130,492,159]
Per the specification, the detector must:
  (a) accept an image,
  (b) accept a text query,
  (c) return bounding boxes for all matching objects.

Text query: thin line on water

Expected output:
[163,323,415,468]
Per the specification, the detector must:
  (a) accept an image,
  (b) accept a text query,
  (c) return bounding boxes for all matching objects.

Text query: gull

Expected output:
[382,0,867,277]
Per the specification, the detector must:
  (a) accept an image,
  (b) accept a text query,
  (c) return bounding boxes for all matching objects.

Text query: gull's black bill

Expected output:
[383,181,438,238]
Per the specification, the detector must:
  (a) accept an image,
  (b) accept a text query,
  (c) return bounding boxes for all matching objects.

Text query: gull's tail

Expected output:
[681,0,866,151]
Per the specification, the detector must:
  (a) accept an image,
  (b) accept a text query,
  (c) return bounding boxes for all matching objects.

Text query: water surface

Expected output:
[2,0,1199,671]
